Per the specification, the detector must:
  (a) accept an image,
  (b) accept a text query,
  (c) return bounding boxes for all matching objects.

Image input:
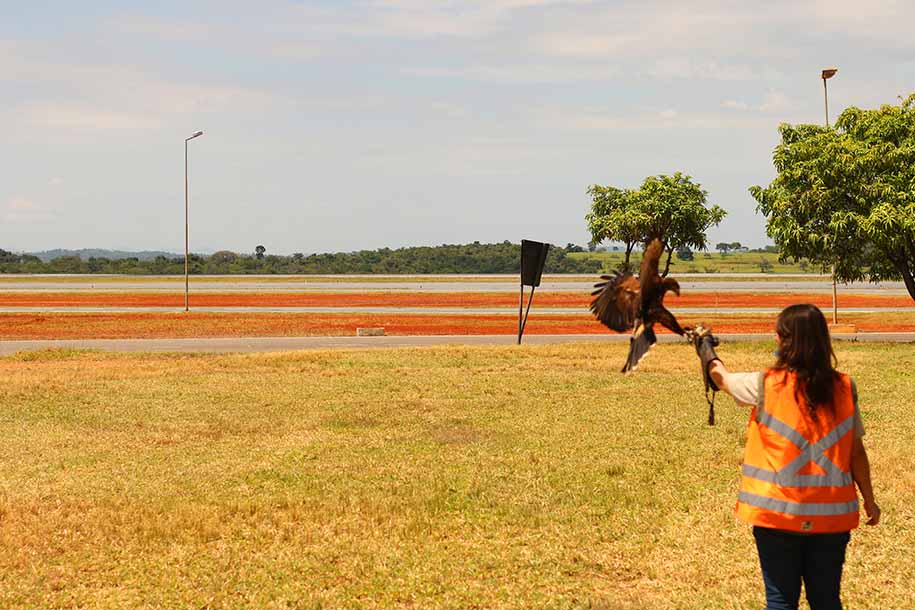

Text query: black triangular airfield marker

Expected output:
[518,240,550,344]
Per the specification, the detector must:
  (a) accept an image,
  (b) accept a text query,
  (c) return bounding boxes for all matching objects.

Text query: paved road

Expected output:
[3,273,835,280]
[1,306,913,314]
[2,332,913,356]
[0,276,909,294]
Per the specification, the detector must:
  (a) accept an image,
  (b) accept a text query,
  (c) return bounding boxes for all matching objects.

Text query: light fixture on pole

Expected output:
[184,130,204,312]
[820,68,838,324]
[821,68,837,127]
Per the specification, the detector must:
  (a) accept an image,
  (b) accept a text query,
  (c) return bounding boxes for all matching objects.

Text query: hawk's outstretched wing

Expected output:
[590,271,640,332]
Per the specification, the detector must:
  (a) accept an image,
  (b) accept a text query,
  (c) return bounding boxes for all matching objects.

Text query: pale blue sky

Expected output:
[2,1,913,254]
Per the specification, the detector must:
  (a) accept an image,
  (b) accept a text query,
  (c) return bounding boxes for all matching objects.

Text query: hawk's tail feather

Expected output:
[621,324,657,373]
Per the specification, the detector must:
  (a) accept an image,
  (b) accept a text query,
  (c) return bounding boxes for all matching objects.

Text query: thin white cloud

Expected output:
[647,58,757,81]
[403,62,619,83]
[759,91,792,113]
[370,0,585,37]
[551,107,774,132]
[721,91,794,114]
[2,47,281,131]
[20,104,162,131]
[722,100,750,111]
[809,0,912,36]
[269,42,324,61]
[531,1,915,70]
[533,3,758,59]
[357,135,567,176]
[108,15,213,42]
[291,0,590,40]
[4,197,57,224]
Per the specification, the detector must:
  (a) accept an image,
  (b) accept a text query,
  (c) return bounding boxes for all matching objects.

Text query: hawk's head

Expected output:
[660,277,681,297]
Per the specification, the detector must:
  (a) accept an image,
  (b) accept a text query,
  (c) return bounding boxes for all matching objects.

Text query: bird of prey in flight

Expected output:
[589,238,690,372]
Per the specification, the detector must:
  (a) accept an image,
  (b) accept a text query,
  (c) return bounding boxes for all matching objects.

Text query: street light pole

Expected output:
[821,68,838,324]
[184,130,204,312]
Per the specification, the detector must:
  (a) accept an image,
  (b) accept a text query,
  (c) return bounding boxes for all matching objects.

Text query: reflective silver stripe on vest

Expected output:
[739,491,859,516]
[745,412,855,488]
[741,465,851,487]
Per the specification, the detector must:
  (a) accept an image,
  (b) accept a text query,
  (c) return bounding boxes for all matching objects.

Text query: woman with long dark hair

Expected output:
[694,304,880,610]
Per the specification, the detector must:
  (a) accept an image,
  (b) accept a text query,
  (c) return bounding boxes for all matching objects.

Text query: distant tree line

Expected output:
[0,242,602,275]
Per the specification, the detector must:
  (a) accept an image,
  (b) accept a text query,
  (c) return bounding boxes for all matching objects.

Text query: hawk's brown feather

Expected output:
[589,271,640,332]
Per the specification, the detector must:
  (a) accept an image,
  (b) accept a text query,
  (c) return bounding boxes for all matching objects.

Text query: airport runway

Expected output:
[2,332,914,356]
[0,275,909,294]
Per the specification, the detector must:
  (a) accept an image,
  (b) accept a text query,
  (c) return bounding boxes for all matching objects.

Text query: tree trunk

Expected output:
[884,241,915,302]
[623,241,635,272]
[893,245,915,302]
[661,245,674,277]
[900,266,915,302]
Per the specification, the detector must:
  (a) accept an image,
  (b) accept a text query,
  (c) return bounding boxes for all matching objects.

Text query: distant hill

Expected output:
[27,249,182,262]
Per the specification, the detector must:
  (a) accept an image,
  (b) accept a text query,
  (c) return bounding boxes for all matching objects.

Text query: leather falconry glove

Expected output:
[691,329,721,425]
[694,333,721,392]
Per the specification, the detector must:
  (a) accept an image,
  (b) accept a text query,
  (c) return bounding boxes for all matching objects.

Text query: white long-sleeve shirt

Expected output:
[721,371,865,439]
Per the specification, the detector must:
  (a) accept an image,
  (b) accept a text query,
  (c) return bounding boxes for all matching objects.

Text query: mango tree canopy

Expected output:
[751,94,915,301]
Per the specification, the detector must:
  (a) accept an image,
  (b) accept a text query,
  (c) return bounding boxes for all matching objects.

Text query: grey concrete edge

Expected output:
[1,332,913,356]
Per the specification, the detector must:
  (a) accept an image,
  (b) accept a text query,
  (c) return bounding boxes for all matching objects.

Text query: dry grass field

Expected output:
[1,343,913,609]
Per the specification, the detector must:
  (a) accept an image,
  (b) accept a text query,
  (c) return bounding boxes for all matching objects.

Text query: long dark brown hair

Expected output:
[772,304,839,417]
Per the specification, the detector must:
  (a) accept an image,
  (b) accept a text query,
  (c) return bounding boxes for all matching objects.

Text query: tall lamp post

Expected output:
[821,68,838,324]
[185,130,204,312]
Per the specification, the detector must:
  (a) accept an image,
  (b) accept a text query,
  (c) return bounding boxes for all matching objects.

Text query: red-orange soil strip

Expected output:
[0,312,911,341]
[0,292,911,308]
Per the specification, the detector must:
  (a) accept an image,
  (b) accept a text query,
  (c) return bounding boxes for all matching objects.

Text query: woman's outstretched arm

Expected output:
[708,360,729,395]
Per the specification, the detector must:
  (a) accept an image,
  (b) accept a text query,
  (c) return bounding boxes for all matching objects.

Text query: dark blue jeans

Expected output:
[753,526,851,610]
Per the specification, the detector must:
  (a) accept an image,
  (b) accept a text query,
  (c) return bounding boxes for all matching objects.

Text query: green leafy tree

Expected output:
[211,250,237,264]
[585,186,643,271]
[587,173,726,275]
[751,94,915,301]
[0,249,20,263]
[48,256,88,273]
[635,173,726,275]
[716,242,731,256]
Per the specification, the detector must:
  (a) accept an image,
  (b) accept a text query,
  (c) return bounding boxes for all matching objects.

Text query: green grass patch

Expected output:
[569,251,822,275]
[0,343,912,608]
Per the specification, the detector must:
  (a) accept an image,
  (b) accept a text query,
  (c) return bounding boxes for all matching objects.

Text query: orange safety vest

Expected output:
[735,370,859,533]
